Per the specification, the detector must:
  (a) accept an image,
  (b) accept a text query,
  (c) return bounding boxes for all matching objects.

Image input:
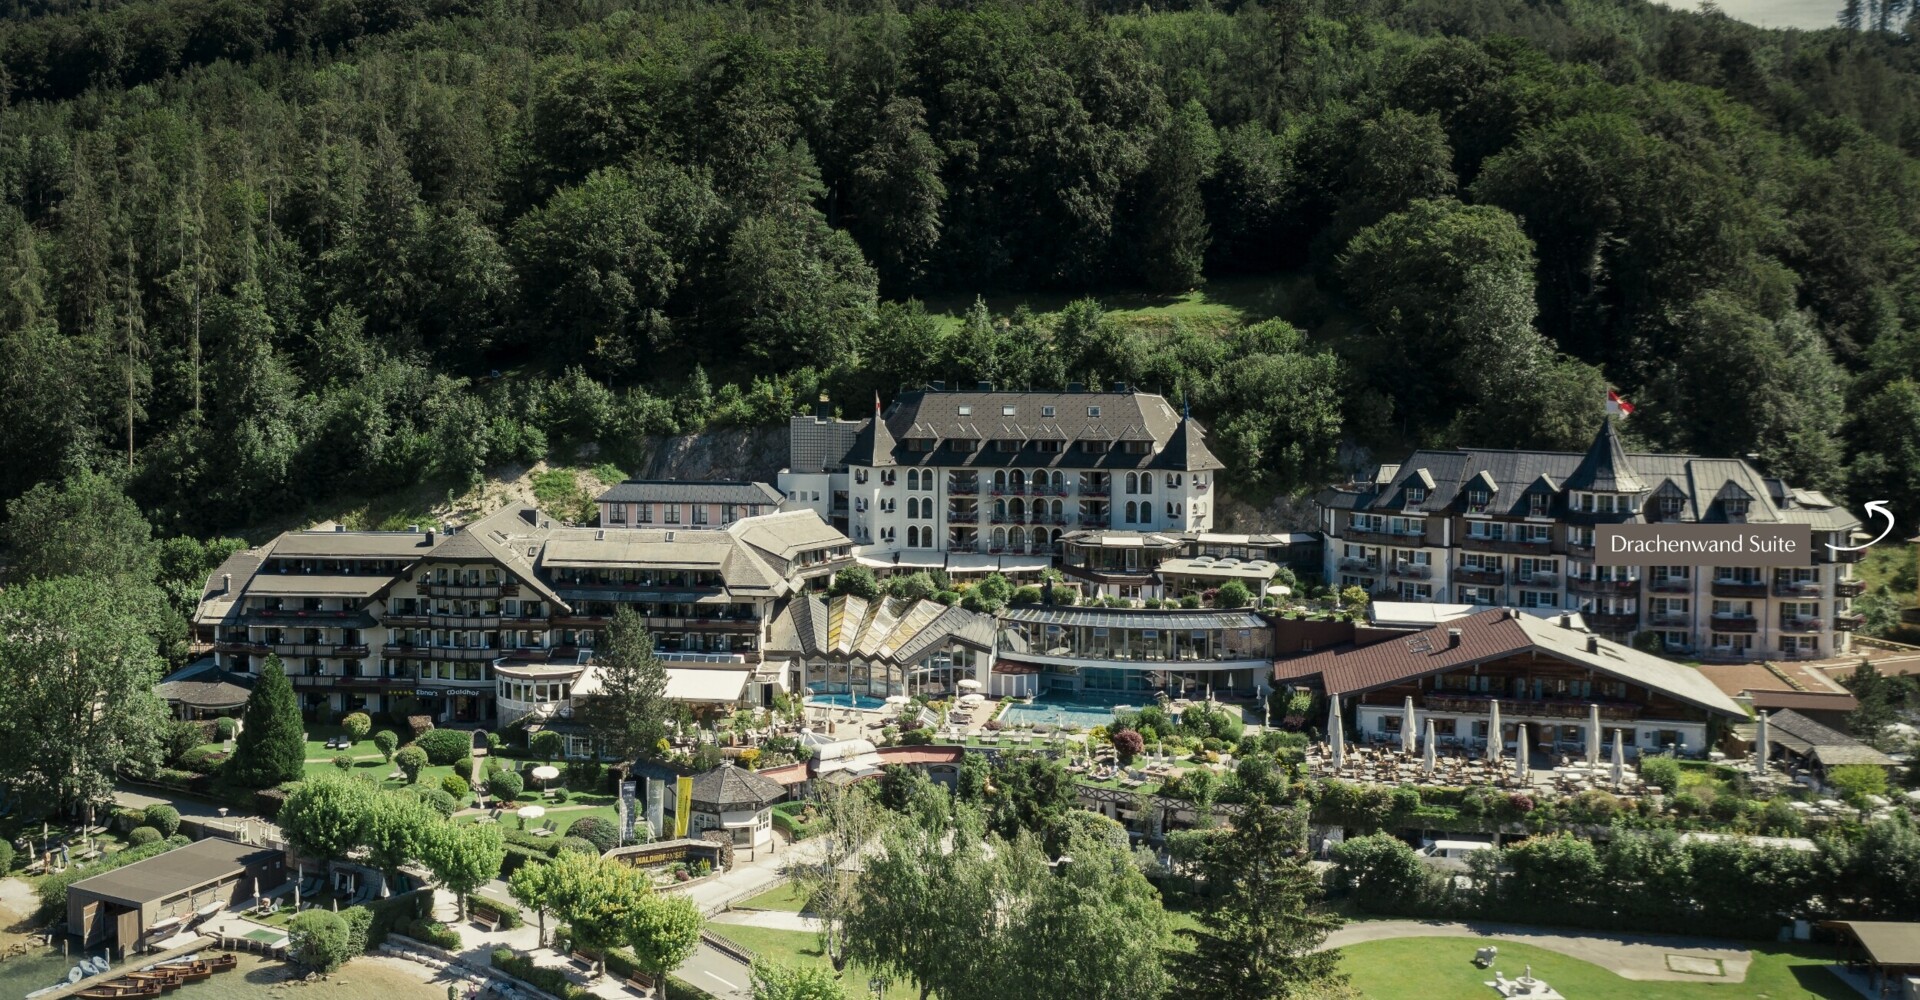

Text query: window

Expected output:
[1406,486,1427,505]
[1166,502,1181,518]
[1140,475,1153,495]
[1166,473,1183,488]
[906,438,934,451]
[1467,489,1490,511]
[1659,494,1684,517]
[1038,439,1062,453]
[957,405,972,416]
[1122,440,1151,454]
[1002,405,1017,416]
[692,506,709,525]
[1528,493,1549,516]
[1125,473,1139,494]
[996,439,1021,452]
[1082,440,1110,453]
[608,504,627,524]
[1042,405,1055,417]
[1087,406,1101,417]
[1125,502,1138,523]
[1725,498,1750,516]
[907,470,919,490]
[665,503,681,524]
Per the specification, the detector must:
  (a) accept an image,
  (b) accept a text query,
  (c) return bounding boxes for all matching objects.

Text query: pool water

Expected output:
[999,696,1126,729]
[806,693,886,710]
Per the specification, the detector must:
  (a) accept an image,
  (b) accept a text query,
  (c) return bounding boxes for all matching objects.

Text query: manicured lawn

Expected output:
[702,925,922,1000]
[737,883,811,912]
[1338,937,1854,999]
[922,272,1319,338]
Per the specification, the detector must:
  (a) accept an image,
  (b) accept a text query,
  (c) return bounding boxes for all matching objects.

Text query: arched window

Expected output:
[1048,528,1062,551]
[995,499,1008,520]
[1034,469,1050,492]
[994,470,1008,491]
[1009,527,1027,551]
[1141,475,1153,495]
[992,528,1007,550]
[1010,498,1025,520]
[1125,473,1138,494]
[1010,469,1026,490]
[906,526,918,548]
[1125,502,1137,523]
[1168,502,1180,519]
[908,470,920,490]
[1050,499,1063,520]
[906,498,918,518]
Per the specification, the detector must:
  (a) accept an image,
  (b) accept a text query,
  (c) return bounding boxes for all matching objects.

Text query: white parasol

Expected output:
[957,679,983,691]
[1328,698,1345,772]
[1514,724,1530,785]
[1611,729,1626,788]
[1754,711,1770,775]
[1487,700,1502,765]
[1587,703,1601,767]
[1401,695,1417,755]
[1422,719,1436,778]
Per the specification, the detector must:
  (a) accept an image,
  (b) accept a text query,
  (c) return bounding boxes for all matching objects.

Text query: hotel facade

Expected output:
[1316,421,1864,662]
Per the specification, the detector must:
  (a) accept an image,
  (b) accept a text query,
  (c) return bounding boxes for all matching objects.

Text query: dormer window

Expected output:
[1406,486,1427,505]
[1002,405,1017,416]
[951,438,978,452]
[1122,440,1151,454]
[1042,405,1055,417]
[905,438,935,452]
[1725,498,1749,516]
[1659,495,1684,517]
[1467,489,1490,511]
[1082,440,1110,453]
[957,405,972,416]
[1087,406,1101,417]
[1528,493,1549,517]
[995,439,1021,453]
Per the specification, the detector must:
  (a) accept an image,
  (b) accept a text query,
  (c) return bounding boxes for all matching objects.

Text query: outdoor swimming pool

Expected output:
[998,695,1127,729]
[806,693,887,711]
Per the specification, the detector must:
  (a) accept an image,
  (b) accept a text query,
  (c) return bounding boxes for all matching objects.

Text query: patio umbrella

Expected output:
[531,765,561,792]
[1328,698,1345,772]
[1587,703,1601,767]
[885,695,910,708]
[1611,729,1626,787]
[1754,711,1770,775]
[957,679,982,691]
[1514,724,1530,785]
[1486,700,1502,765]
[1422,719,1436,778]
[517,805,546,830]
[1401,696,1417,754]
[294,863,301,910]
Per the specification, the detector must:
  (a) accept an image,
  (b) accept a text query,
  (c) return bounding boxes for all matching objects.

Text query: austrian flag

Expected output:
[1606,390,1635,417]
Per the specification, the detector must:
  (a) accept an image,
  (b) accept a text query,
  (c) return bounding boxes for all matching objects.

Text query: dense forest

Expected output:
[0,0,1918,539]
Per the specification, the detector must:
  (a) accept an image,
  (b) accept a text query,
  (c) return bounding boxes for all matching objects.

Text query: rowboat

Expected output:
[121,971,182,991]
[149,962,210,983]
[75,983,161,999]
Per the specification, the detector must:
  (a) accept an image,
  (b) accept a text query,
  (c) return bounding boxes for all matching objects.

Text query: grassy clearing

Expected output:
[1337,937,1853,1000]
[700,925,923,1000]
[736,882,811,912]
[921,273,1325,338]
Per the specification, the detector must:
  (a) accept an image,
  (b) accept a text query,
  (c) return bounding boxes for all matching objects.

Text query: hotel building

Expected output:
[1315,421,1864,661]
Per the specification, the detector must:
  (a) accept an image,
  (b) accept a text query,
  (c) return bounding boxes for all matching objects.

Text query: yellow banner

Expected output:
[673,775,693,838]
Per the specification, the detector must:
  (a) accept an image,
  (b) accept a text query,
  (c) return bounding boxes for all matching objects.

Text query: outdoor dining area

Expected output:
[1308,696,1650,795]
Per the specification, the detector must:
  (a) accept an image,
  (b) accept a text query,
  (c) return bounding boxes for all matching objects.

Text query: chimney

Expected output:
[334,524,346,532]
[1111,381,1127,392]
[1587,635,1601,653]
[1447,628,1461,648]
[813,393,833,420]
[221,573,232,594]
[425,529,436,545]
[1559,614,1573,629]
[595,529,606,541]
[407,524,420,533]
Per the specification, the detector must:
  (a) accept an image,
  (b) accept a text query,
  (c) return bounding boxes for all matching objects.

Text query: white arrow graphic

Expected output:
[1828,500,1896,553]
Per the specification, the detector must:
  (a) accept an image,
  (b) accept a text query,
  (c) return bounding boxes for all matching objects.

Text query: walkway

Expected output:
[1319,919,1754,983]
[709,909,818,933]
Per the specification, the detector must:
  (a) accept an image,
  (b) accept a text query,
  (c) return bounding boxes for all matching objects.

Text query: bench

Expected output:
[624,971,654,995]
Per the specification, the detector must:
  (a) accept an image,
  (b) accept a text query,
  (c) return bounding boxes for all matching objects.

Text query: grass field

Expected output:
[701,925,923,1000]
[922,272,1326,338]
[736,882,811,912]
[1337,937,1854,1000]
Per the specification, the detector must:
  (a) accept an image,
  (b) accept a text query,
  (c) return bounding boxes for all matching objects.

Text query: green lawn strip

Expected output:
[1337,936,1852,1000]
[735,883,810,912]
[703,925,923,1000]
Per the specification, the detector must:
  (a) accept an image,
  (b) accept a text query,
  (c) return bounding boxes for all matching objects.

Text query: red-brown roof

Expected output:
[1748,690,1859,713]
[1274,609,1535,696]
[875,746,966,766]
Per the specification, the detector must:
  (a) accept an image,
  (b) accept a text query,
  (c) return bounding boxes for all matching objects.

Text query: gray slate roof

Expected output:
[688,763,786,810]
[828,387,1223,472]
[1764,709,1898,768]
[69,838,280,907]
[595,480,783,506]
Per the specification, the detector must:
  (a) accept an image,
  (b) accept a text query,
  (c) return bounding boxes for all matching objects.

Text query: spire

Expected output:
[1564,417,1646,493]
[849,392,897,467]
[1160,410,1225,472]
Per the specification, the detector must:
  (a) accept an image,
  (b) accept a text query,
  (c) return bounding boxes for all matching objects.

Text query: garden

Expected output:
[1338,936,1855,1000]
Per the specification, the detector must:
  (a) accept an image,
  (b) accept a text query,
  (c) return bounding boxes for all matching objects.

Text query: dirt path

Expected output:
[1320,919,1753,983]
[0,876,47,953]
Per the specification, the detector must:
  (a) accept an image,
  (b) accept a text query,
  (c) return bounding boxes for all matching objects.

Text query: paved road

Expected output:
[678,944,752,999]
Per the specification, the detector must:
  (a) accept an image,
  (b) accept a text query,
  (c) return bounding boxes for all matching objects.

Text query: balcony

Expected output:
[1453,567,1505,586]
[1648,613,1691,629]
[1460,534,1552,556]
[1836,579,1866,598]
[420,582,512,599]
[1338,558,1381,574]
[1585,611,1640,631]
[1569,577,1639,594]
[1390,562,1431,580]
[1773,580,1823,598]
[1648,578,1693,594]
[1709,615,1759,634]
[1834,612,1867,632]
[947,478,980,495]
[1421,692,1641,722]
[1513,573,1557,588]
[1779,617,1825,634]
[1347,525,1425,545]
[273,642,370,658]
[1078,480,1110,498]
[383,643,498,661]
[1711,580,1768,599]
[290,674,437,690]
[947,507,981,522]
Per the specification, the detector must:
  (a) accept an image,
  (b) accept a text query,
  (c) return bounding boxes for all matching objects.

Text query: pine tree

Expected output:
[577,608,669,763]
[230,657,305,787]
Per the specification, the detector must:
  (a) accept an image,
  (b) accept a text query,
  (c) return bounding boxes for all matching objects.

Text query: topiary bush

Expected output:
[443,774,472,800]
[552,836,599,857]
[332,754,353,770]
[488,770,524,802]
[410,785,457,818]
[214,717,237,741]
[289,909,352,972]
[341,712,372,742]
[415,727,471,766]
[143,804,181,838]
[374,730,399,762]
[565,817,618,853]
[127,826,161,846]
[396,745,428,783]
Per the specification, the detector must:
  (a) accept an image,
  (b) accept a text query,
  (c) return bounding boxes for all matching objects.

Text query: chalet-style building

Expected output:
[595,480,784,530]
[1059,528,1320,602]
[192,503,854,723]
[777,384,1225,578]
[1316,420,1864,661]
[1274,607,1748,758]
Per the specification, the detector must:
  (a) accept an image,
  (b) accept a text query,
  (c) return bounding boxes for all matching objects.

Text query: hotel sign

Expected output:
[1594,524,1812,567]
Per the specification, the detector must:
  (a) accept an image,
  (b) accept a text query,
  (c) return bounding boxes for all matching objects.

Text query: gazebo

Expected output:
[684,762,787,858]
[155,662,256,720]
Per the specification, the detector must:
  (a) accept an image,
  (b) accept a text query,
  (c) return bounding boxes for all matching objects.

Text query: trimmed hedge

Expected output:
[415,727,472,766]
[38,836,189,917]
[492,948,594,1000]
[128,826,161,847]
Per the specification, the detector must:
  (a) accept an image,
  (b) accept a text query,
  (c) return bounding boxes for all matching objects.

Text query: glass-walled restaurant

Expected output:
[997,606,1272,698]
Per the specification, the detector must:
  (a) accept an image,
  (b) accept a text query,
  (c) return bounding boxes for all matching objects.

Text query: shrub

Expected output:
[443,774,472,800]
[1506,792,1535,813]
[565,817,619,854]
[396,746,428,782]
[341,905,374,957]
[214,717,237,740]
[548,788,570,803]
[530,730,564,760]
[1638,755,1681,794]
[416,728,471,766]
[341,712,372,742]
[403,919,461,950]
[489,770,524,802]
[1828,763,1889,803]
[143,804,181,838]
[177,746,229,773]
[289,910,352,972]
[901,727,934,746]
[493,948,594,1000]
[410,785,458,818]
[1010,585,1044,605]
[553,836,599,857]
[374,730,399,762]
[127,827,161,847]
[1179,594,1201,609]
[332,754,354,771]
[1111,728,1145,762]
[111,807,147,833]
[486,731,504,751]
[0,841,12,873]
